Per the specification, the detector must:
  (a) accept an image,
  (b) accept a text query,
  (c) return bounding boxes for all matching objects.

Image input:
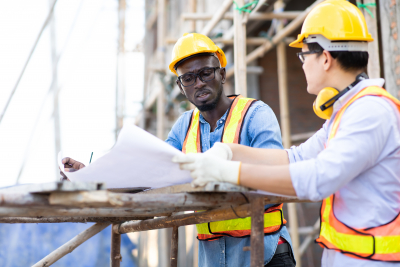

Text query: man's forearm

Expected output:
[240,163,297,196]
[227,144,290,165]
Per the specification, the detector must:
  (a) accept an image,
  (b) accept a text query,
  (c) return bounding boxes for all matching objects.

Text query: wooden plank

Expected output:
[111,224,122,267]
[140,182,251,194]
[48,191,251,208]
[170,226,179,267]
[0,193,49,206]
[250,197,264,267]
[32,223,110,267]
[378,0,400,97]
[0,181,105,194]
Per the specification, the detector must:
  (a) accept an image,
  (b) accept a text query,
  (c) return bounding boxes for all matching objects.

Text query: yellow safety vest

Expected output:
[316,86,400,262]
[182,95,287,240]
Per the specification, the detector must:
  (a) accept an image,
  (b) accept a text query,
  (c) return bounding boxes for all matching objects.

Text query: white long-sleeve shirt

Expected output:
[287,79,400,267]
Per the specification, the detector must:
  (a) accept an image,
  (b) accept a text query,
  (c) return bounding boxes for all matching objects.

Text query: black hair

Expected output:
[307,42,369,72]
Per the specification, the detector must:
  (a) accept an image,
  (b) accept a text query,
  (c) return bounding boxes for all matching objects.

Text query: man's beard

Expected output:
[191,85,223,112]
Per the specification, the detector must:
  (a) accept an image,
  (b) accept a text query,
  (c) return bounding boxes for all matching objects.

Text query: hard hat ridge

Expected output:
[289,0,373,50]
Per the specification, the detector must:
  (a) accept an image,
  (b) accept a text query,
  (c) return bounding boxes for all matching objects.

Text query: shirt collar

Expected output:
[332,78,385,114]
[199,108,229,125]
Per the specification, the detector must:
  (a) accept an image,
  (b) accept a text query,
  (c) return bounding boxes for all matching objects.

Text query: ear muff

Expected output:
[313,87,339,120]
[312,73,369,120]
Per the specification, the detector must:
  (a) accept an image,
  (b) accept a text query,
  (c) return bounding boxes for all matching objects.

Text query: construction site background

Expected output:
[0,0,396,266]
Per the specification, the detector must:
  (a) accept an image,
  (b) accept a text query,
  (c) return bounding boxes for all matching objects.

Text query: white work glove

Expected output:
[172,153,241,187]
[203,142,233,160]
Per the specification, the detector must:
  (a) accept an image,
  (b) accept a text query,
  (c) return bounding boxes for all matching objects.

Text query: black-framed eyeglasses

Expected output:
[177,67,220,87]
[296,50,322,64]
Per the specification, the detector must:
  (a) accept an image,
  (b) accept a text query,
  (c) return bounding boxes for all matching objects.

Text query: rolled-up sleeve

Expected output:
[290,97,392,201]
[286,122,327,163]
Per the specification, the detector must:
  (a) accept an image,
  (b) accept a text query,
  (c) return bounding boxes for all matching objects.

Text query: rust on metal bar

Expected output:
[170,226,179,267]
[111,224,122,267]
[114,204,252,234]
[250,196,264,267]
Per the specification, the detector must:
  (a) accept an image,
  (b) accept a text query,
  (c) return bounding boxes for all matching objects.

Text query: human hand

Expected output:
[204,142,233,160]
[172,153,241,187]
[59,157,85,181]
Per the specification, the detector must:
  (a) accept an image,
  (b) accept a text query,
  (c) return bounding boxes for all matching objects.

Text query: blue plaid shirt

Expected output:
[166,100,294,267]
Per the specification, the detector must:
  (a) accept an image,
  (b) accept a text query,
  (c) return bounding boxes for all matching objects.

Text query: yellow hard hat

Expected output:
[169,33,227,76]
[289,0,373,49]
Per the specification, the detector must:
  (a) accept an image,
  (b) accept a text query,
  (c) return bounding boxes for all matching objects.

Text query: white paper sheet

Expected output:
[59,124,192,189]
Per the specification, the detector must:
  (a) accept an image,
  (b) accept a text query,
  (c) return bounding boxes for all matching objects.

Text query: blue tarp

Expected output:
[0,223,136,267]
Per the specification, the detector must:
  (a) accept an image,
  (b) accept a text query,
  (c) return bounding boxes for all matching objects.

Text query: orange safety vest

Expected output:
[316,86,400,262]
[183,95,287,241]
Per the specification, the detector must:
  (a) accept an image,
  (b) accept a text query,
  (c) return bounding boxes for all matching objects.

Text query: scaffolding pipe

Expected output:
[226,0,324,78]
[0,0,58,125]
[200,0,233,36]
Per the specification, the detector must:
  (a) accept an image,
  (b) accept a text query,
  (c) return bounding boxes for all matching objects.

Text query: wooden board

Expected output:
[140,182,252,194]
[0,182,105,194]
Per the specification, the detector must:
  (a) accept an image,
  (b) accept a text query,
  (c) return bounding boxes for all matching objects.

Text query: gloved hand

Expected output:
[172,153,241,187]
[203,142,233,160]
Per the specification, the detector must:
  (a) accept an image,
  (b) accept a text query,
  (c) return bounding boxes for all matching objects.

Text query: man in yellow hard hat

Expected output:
[174,1,400,266]
[61,32,296,266]
[166,32,295,266]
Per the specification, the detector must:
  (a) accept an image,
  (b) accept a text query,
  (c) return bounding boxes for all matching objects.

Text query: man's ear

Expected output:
[219,68,226,84]
[176,80,186,96]
[322,50,334,71]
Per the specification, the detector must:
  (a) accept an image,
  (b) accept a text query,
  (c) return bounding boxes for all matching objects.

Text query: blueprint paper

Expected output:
[59,124,192,189]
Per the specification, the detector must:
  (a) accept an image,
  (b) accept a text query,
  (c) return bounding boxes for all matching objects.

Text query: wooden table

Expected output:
[0,181,305,267]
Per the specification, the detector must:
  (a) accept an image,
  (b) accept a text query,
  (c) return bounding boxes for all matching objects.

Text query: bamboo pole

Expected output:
[32,223,110,267]
[116,0,126,139]
[277,36,301,266]
[111,224,122,267]
[157,0,166,139]
[226,0,324,78]
[182,11,302,21]
[114,204,252,234]
[277,42,291,149]
[233,0,247,96]
[165,37,295,45]
[0,0,58,125]
[189,0,197,32]
[48,0,61,180]
[362,0,380,79]
[200,0,233,36]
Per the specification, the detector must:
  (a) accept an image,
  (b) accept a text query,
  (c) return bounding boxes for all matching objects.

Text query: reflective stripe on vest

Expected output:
[316,86,400,262]
[182,95,287,240]
[196,204,286,240]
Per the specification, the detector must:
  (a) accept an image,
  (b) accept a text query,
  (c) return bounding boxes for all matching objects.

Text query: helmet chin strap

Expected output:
[320,72,369,111]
